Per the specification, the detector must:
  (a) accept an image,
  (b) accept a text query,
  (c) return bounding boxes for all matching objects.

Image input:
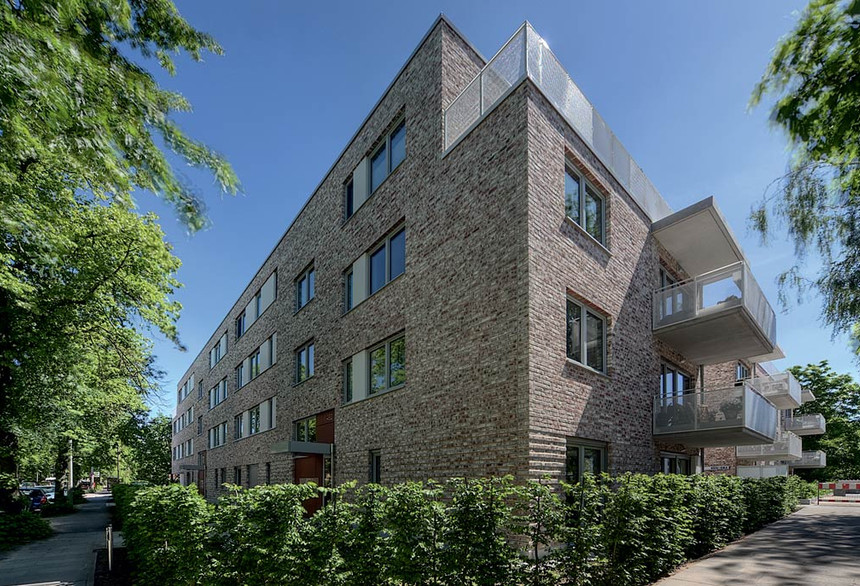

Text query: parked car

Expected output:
[28,489,48,512]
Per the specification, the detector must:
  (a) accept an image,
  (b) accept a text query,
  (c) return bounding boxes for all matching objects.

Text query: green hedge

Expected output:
[0,511,52,550]
[118,473,805,586]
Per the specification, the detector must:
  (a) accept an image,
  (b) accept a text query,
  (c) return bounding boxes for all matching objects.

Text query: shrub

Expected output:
[0,511,52,549]
[742,477,794,533]
[686,474,745,558]
[41,500,77,517]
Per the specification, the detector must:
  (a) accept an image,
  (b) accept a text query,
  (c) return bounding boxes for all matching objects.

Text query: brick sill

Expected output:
[565,358,610,380]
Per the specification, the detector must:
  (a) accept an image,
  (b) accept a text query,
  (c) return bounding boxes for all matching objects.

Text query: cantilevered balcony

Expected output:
[801,388,816,404]
[736,431,802,461]
[791,450,827,469]
[653,383,777,447]
[749,371,802,410]
[737,465,789,479]
[652,261,778,365]
[783,414,827,436]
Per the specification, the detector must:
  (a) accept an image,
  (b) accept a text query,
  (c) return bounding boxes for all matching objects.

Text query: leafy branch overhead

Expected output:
[751,0,860,356]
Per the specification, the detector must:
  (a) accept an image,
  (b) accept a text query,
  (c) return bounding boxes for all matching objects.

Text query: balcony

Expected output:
[653,383,777,447]
[749,372,802,410]
[652,261,777,365]
[791,450,827,469]
[736,431,802,461]
[783,414,827,436]
[737,465,789,479]
[802,388,816,404]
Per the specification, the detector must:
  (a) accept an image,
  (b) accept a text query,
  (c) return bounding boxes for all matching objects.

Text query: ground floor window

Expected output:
[565,439,608,484]
[369,450,381,483]
[661,453,692,475]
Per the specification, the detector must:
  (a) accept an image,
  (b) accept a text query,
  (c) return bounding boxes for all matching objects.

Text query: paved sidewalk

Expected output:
[658,504,860,585]
[0,493,112,586]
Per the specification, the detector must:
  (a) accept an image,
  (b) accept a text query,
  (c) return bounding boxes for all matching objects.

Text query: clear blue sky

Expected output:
[140,0,854,415]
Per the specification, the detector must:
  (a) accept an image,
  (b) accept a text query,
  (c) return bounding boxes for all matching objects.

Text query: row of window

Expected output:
[209,378,228,409]
[208,421,228,449]
[173,405,194,435]
[345,225,405,311]
[235,271,278,339]
[234,397,277,440]
[343,334,406,404]
[565,439,692,483]
[209,332,228,369]
[345,119,406,220]
[236,333,278,389]
[172,438,194,461]
[177,374,195,405]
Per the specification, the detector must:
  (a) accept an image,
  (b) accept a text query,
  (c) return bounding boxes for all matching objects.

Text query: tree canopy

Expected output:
[0,0,237,497]
[751,0,860,358]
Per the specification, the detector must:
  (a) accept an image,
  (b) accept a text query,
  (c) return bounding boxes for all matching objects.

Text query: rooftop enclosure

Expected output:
[653,383,777,447]
[652,261,777,365]
[736,430,802,461]
[792,450,827,469]
[737,465,789,479]
[783,413,827,436]
[750,371,802,410]
[443,22,672,221]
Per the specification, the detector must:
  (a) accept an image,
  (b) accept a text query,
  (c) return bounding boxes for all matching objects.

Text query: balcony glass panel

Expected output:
[750,371,802,410]
[783,414,826,436]
[791,450,827,468]
[736,431,802,461]
[737,465,789,479]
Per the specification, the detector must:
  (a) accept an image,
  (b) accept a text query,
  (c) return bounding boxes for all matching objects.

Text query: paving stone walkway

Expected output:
[0,493,112,586]
[658,504,860,585]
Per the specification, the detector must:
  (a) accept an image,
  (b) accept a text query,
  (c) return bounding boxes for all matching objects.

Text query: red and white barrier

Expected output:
[819,481,860,491]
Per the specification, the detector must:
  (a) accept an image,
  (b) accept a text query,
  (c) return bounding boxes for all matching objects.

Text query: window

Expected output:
[295,341,314,383]
[565,440,607,484]
[345,180,354,220]
[265,463,271,485]
[235,414,245,440]
[661,363,693,400]
[197,416,202,436]
[198,381,203,400]
[250,350,261,379]
[661,454,692,475]
[564,166,605,245]
[249,405,260,435]
[343,360,353,403]
[294,415,317,442]
[236,312,246,338]
[208,422,228,448]
[369,227,405,295]
[234,466,242,487]
[369,450,382,483]
[345,270,354,311]
[566,299,606,372]
[736,362,750,382]
[236,362,245,389]
[209,378,228,409]
[369,336,405,396]
[296,266,315,311]
[369,119,406,194]
[209,333,228,369]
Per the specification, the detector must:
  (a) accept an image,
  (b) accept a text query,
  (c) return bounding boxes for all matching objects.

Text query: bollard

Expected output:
[106,524,113,571]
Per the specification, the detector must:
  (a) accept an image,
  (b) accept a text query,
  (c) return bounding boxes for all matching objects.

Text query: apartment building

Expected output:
[171,16,810,498]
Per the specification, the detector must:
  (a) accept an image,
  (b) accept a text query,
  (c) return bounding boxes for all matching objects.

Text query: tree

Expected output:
[750,0,860,357]
[0,0,238,502]
[123,413,172,485]
[790,361,860,480]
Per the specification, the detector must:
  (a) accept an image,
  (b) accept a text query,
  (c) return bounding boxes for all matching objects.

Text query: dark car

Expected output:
[28,488,48,512]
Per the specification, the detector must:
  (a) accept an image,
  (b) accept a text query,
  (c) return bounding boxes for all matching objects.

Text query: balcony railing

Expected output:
[783,414,827,436]
[653,383,777,447]
[737,465,789,479]
[791,450,827,469]
[736,431,802,461]
[749,371,802,410]
[443,23,671,221]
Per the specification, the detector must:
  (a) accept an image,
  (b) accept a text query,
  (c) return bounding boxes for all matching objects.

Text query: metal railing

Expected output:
[793,450,827,468]
[443,23,671,221]
[783,413,827,435]
[736,430,802,461]
[652,261,777,345]
[653,383,777,439]
[749,371,802,409]
[737,465,789,479]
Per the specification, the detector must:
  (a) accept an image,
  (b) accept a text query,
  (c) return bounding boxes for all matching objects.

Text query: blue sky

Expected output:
[140,0,853,415]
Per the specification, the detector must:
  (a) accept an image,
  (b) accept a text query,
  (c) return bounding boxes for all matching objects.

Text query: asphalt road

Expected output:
[0,493,112,586]
[658,504,860,585]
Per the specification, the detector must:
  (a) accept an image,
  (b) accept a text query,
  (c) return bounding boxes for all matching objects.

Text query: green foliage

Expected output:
[116,474,805,586]
[0,511,52,550]
[790,361,860,480]
[751,0,860,354]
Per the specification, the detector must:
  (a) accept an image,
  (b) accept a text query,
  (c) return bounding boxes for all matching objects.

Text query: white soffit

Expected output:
[651,196,747,276]
[749,345,786,363]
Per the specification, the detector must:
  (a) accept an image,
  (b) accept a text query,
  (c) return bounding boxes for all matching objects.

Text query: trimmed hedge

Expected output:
[117,473,808,586]
[0,511,52,550]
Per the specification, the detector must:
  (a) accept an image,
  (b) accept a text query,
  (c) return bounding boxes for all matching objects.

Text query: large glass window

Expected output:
[661,454,692,475]
[295,341,314,384]
[369,336,405,395]
[389,337,405,387]
[296,266,315,311]
[249,405,260,435]
[661,363,693,399]
[369,227,405,296]
[371,142,387,193]
[566,299,606,372]
[250,350,261,379]
[369,119,406,195]
[294,416,317,442]
[566,440,607,483]
[390,121,406,171]
[369,346,386,395]
[389,229,405,280]
[370,246,386,295]
[564,166,606,245]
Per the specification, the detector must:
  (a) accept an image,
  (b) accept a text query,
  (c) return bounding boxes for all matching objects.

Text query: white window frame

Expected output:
[566,297,607,373]
[564,164,606,246]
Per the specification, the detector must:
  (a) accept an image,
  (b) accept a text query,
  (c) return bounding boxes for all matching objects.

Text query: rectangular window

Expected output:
[249,405,260,435]
[564,166,606,245]
[197,416,202,436]
[294,415,317,442]
[234,414,244,440]
[368,335,406,396]
[369,119,406,194]
[198,381,203,400]
[369,450,382,483]
[295,341,314,384]
[250,350,261,379]
[370,142,387,193]
[369,227,406,296]
[566,440,606,483]
[661,454,692,475]
[234,466,242,486]
[390,120,406,171]
[661,363,693,399]
[265,463,271,485]
[345,270,354,311]
[296,266,315,311]
[566,298,607,373]
[343,360,353,403]
[236,363,245,389]
[736,362,750,382]
[345,180,354,220]
[236,312,246,338]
